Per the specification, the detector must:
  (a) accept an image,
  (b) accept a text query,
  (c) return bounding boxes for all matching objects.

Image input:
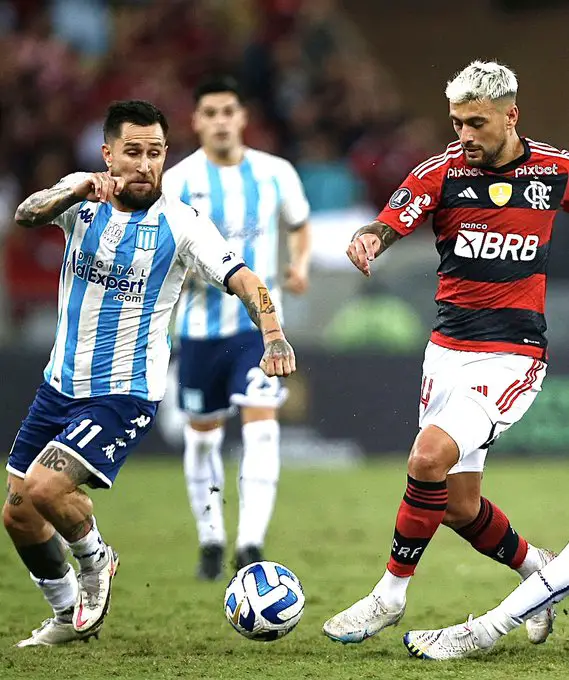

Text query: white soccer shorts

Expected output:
[419,341,546,474]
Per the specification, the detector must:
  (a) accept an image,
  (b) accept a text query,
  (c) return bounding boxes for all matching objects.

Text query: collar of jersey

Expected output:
[478,137,531,175]
[110,194,165,226]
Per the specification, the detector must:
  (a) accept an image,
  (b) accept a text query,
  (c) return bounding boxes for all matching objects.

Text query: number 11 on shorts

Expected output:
[66,419,103,449]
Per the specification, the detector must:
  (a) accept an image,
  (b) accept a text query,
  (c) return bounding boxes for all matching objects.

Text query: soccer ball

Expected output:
[224,561,305,641]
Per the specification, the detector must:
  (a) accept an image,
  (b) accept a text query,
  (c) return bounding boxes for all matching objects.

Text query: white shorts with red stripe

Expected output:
[419,341,546,474]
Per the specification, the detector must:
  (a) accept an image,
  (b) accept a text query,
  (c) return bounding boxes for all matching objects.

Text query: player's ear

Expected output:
[191,110,200,134]
[102,144,112,169]
[505,103,518,130]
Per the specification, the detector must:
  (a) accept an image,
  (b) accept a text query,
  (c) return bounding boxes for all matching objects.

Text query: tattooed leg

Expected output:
[3,474,54,546]
[3,472,80,635]
[25,446,95,542]
[6,482,23,507]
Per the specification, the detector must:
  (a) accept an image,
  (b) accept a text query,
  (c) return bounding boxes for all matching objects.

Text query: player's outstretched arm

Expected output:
[15,172,124,227]
[227,267,296,378]
[346,220,401,277]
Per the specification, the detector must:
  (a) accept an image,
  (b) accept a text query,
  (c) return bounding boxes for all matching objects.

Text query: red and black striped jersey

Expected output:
[377,138,569,359]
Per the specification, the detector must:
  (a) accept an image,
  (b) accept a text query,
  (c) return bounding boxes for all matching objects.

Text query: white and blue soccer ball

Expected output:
[224,561,305,641]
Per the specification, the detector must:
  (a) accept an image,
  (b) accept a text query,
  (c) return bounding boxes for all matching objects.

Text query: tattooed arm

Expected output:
[15,184,82,228]
[15,172,125,227]
[227,267,296,377]
[352,221,401,253]
[346,220,402,277]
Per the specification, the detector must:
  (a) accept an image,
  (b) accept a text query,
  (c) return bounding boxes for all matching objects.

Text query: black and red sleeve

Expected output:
[377,169,443,237]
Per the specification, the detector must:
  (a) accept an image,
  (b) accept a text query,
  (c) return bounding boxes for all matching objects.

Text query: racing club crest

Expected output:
[136,224,159,250]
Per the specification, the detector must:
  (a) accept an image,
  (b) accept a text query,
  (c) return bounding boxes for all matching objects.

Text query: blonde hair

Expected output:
[445,60,518,104]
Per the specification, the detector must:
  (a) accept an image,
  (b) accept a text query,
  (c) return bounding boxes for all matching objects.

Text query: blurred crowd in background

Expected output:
[2,0,569,456]
[2,0,569,358]
[0,0,441,346]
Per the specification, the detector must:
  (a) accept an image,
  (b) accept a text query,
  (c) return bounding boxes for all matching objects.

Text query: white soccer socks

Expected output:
[30,564,79,618]
[237,419,280,551]
[183,425,226,546]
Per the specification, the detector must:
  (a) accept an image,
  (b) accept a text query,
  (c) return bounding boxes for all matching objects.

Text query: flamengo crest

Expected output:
[523,181,552,210]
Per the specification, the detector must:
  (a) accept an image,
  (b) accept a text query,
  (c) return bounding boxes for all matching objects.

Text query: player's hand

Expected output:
[346,233,381,277]
[260,336,296,377]
[73,172,125,203]
[283,263,309,294]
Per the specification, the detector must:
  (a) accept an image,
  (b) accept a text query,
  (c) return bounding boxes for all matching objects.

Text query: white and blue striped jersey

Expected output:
[163,147,310,340]
[44,173,244,402]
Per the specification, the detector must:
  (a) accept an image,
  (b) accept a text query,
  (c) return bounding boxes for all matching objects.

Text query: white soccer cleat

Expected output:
[16,616,99,647]
[73,545,119,634]
[403,615,495,660]
[322,594,405,643]
[525,548,557,644]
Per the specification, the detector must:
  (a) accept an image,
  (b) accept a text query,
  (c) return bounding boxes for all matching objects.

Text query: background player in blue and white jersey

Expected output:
[162,75,311,579]
[4,100,296,647]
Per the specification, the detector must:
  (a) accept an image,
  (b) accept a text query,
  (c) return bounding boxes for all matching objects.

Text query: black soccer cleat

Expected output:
[234,545,263,572]
[196,544,225,581]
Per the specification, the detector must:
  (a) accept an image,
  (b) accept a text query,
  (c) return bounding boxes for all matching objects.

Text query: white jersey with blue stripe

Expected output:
[44,174,244,402]
[163,147,310,340]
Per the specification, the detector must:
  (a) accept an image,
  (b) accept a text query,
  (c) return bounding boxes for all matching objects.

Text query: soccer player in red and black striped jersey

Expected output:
[323,60,569,647]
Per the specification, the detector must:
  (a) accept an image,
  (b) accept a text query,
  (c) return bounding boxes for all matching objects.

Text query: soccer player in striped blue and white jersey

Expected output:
[162,76,311,579]
[4,100,296,647]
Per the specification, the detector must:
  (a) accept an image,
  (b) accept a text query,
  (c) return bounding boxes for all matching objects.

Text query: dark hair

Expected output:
[193,75,243,105]
[103,100,169,142]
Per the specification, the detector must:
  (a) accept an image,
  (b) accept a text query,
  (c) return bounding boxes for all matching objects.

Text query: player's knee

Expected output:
[408,427,459,480]
[3,501,18,533]
[24,475,58,514]
[189,418,224,432]
[408,440,448,480]
[3,499,33,537]
[407,450,444,480]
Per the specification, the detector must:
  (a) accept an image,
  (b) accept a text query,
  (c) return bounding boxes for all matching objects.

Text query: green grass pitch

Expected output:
[1,457,568,679]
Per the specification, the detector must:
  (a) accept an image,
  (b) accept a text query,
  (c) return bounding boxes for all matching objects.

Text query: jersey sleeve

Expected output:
[376,169,442,236]
[49,173,92,233]
[181,208,245,292]
[276,159,310,228]
[561,158,569,213]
